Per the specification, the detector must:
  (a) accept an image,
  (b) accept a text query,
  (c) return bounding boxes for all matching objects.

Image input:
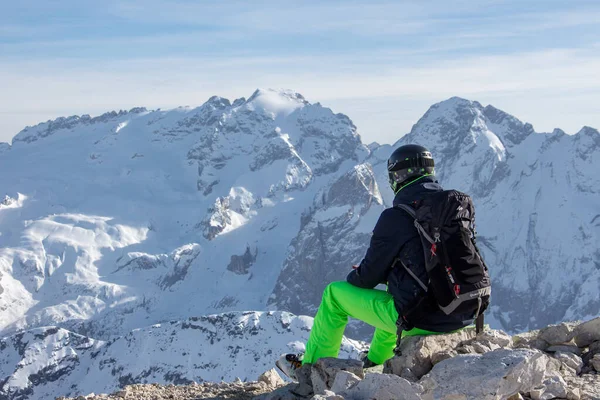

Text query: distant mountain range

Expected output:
[0,89,598,399]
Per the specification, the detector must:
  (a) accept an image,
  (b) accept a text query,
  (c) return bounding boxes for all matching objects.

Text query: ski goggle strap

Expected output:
[388,157,434,172]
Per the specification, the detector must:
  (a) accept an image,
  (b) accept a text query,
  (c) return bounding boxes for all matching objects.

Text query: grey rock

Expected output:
[529,376,568,400]
[310,358,363,395]
[227,246,257,275]
[589,340,600,355]
[383,328,477,379]
[564,374,600,400]
[573,317,600,347]
[329,370,361,393]
[261,383,307,400]
[341,373,422,400]
[513,332,550,351]
[552,351,583,375]
[420,349,567,400]
[310,390,343,400]
[431,350,457,365]
[258,368,285,389]
[566,387,581,400]
[546,344,582,356]
[201,197,231,240]
[292,364,315,398]
[363,364,384,374]
[268,163,383,337]
[592,354,600,372]
[474,329,513,348]
[538,323,573,345]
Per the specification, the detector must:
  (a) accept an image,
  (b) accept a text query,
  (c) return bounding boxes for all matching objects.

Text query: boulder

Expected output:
[384,328,477,379]
[260,384,305,400]
[310,390,343,400]
[572,317,600,347]
[564,374,600,399]
[293,364,315,398]
[472,329,513,348]
[545,344,582,356]
[592,354,600,372]
[341,373,423,400]
[329,371,361,393]
[258,369,285,389]
[528,375,568,400]
[513,330,550,351]
[310,358,363,395]
[419,349,567,400]
[566,387,581,400]
[552,352,583,375]
[431,350,457,365]
[589,340,600,355]
[538,323,573,345]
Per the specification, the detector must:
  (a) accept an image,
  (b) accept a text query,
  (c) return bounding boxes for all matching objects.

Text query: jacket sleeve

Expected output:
[346,208,405,289]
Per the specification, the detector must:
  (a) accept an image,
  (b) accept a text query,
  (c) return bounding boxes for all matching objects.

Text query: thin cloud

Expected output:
[1,47,599,143]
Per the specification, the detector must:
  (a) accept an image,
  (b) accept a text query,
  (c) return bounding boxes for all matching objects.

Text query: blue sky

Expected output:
[1,0,599,144]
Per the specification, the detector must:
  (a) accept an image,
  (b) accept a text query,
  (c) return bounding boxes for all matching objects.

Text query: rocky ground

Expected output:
[55,369,285,400]
[59,317,600,400]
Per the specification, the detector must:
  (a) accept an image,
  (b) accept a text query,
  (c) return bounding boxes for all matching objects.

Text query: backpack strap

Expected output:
[396,203,416,218]
[476,313,484,334]
[396,204,437,244]
[438,286,492,314]
[396,258,428,292]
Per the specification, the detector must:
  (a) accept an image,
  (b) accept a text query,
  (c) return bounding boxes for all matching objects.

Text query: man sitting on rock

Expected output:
[277,144,490,381]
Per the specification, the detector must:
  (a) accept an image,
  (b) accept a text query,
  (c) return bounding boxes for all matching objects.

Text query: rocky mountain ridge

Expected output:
[56,317,600,400]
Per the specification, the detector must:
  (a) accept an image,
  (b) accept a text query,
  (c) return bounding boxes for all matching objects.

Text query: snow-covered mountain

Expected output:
[0,89,371,340]
[0,311,365,400]
[0,89,599,399]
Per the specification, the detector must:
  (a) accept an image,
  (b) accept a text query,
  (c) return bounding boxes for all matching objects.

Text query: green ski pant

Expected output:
[303,281,440,365]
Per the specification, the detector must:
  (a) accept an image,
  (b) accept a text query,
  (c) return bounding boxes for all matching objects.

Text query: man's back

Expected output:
[347,175,474,332]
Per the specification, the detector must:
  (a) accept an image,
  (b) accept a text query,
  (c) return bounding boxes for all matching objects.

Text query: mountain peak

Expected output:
[244,88,309,118]
[428,97,484,114]
[203,96,232,109]
[247,88,307,103]
[576,126,599,136]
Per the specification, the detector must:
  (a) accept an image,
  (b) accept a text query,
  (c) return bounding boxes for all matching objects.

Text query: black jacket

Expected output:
[347,176,474,332]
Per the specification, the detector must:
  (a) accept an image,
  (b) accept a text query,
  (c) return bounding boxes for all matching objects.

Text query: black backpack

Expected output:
[395,190,491,332]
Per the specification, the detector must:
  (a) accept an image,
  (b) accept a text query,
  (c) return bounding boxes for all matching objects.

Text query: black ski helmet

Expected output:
[387,144,435,193]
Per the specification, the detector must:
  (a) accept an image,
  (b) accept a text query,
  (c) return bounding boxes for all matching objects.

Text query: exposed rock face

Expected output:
[268,163,384,319]
[1,195,15,207]
[226,246,257,275]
